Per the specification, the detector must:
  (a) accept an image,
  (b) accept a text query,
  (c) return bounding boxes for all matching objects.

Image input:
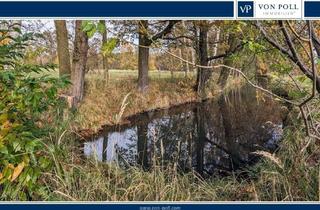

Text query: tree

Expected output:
[197,22,244,94]
[195,21,210,96]
[137,20,178,92]
[0,21,68,199]
[162,20,213,95]
[100,20,109,81]
[138,20,150,92]
[137,123,149,169]
[71,20,89,104]
[163,21,244,96]
[217,33,239,87]
[54,20,71,78]
[257,20,320,94]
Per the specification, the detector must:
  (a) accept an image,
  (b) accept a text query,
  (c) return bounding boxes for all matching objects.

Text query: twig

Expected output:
[298,21,320,140]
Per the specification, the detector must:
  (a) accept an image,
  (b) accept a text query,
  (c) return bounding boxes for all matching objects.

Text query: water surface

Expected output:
[84,85,285,177]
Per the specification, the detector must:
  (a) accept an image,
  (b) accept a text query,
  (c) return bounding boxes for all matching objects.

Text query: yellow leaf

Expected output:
[7,163,14,169]
[0,113,8,124]
[0,128,9,137]
[0,172,3,180]
[2,120,12,129]
[12,122,20,128]
[11,162,25,182]
[0,32,10,46]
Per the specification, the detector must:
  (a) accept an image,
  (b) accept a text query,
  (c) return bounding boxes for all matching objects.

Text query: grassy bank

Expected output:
[8,68,316,201]
[74,70,225,132]
[41,73,320,201]
[44,111,320,201]
[3,23,319,201]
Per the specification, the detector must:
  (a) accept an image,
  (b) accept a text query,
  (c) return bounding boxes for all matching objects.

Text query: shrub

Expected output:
[0,21,69,200]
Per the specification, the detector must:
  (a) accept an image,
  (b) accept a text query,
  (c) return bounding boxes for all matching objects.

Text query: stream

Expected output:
[84,85,286,177]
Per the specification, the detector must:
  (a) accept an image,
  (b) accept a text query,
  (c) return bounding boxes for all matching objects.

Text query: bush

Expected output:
[0,21,69,200]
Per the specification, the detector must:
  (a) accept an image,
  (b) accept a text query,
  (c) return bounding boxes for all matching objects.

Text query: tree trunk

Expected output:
[217,34,238,87]
[184,47,190,76]
[54,20,71,78]
[311,28,320,93]
[316,77,320,94]
[71,20,89,104]
[100,20,109,82]
[102,135,108,162]
[218,95,243,169]
[195,105,205,176]
[178,46,185,73]
[196,24,209,96]
[212,29,220,58]
[191,48,196,72]
[138,20,150,92]
[137,123,149,169]
[174,26,187,76]
[182,21,190,76]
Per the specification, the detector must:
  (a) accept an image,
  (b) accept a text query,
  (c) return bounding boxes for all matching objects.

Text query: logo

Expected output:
[237,0,302,19]
[255,0,302,19]
[238,1,254,17]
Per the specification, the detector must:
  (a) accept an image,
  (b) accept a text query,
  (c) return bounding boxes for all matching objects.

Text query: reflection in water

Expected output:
[84,85,284,177]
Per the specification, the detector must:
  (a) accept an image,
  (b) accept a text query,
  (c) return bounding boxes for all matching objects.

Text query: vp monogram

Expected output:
[239,4,252,13]
[238,1,254,17]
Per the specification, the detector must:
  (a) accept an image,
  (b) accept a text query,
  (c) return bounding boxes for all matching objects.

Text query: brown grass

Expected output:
[74,70,223,131]
[44,71,320,201]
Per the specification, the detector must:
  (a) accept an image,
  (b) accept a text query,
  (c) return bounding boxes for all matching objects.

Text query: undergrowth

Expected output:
[43,99,320,201]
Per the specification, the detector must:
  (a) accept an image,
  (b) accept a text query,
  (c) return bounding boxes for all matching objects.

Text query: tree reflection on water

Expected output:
[84,85,284,177]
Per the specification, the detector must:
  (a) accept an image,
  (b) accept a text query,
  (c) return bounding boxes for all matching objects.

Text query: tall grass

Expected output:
[37,71,320,201]
[44,132,246,201]
[42,108,320,201]
[75,70,199,131]
[75,69,242,132]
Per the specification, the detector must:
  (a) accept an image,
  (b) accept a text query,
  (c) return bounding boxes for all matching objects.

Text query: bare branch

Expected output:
[162,35,195,41]
[298,20,320,140]
[207,42,244,62]
[286,21,309,42]
[279,21,313,76]
[257,21,320,94]
[151,20,180,41]
[255,21,294,60]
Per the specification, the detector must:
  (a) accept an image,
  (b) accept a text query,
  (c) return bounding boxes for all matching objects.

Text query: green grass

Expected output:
[97,69,196,79]
[34,69,195,82]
